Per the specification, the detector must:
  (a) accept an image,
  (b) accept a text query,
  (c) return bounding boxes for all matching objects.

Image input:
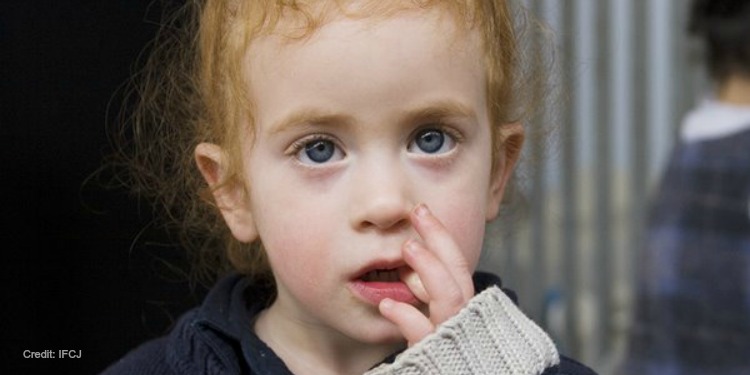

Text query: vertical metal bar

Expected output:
[594,0,612,361]
[527,0,546,322]
[574,0,597,362]
[647,1,674,181]
[608,0,636,365]
[560,0,580,356]
[630,0,648,312]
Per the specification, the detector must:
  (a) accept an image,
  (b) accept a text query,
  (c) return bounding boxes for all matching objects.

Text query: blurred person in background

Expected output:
[620,0,750,374]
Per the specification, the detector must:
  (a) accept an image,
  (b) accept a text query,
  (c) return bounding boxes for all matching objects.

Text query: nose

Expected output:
[349,157,413,232]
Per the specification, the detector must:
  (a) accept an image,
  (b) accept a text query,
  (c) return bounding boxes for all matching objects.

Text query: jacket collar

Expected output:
[186,271,512,374]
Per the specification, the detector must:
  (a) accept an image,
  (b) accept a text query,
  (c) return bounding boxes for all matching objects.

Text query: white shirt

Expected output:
[681,99,750,143]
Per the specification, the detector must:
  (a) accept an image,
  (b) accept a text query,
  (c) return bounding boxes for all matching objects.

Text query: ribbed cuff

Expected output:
[365,286,559,374]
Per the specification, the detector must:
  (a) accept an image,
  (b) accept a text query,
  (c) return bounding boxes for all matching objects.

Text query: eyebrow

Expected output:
[268,99,477,135]
[400,100,477,125]
[269,109,355,136]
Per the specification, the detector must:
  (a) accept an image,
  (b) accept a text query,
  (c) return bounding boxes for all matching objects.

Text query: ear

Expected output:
[195,143,258,243]
[486,123,524,221]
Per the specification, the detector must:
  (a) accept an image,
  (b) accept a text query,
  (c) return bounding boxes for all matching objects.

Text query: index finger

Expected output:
[410,203,474,300]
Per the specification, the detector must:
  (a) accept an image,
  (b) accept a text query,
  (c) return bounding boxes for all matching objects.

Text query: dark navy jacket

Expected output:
[102,273,596,375]
[623,128,750,375]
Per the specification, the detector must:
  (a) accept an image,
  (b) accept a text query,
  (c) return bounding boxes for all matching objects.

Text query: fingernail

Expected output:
[414,204,429,218]
[400,268,429,302]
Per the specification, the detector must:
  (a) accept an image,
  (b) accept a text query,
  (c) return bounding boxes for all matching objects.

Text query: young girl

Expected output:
[103,0,595,374]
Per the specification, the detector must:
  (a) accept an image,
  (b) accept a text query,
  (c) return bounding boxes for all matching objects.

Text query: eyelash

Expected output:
[411,124,464,146]
[288,134,342,155]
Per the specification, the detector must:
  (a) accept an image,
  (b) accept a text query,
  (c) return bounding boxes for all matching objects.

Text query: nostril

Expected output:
[353,198,412,231]
[361,214,410,232]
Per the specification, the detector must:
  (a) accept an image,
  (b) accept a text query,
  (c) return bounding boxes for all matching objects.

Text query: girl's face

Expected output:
[201,7,518,354]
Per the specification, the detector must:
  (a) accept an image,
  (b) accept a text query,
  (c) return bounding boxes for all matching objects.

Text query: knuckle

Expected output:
[444,287,465,308]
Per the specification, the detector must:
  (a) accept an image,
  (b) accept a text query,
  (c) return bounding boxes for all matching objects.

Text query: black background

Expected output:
[2,1,208,373]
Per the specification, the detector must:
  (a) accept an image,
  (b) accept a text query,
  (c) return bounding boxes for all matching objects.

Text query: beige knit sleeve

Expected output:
[365,286,560,375]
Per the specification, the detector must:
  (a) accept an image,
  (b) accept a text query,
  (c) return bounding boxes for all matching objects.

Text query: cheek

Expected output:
[426,151,493,268]
[435,200,487,269]
[246,159,336,286]
[256,200,332,271]
[258,211,335,295]
[419,172,490,269]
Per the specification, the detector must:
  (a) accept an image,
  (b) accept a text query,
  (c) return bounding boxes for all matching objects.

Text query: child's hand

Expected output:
[378,204,475,346]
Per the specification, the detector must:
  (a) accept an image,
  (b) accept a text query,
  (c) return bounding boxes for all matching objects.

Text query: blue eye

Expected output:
[304,140,335,163]
[409,129,455,154]
[296,137,343,164]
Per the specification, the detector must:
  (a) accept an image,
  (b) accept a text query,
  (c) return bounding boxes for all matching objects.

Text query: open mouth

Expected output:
[360,268,400,282]
[350,266,419,305]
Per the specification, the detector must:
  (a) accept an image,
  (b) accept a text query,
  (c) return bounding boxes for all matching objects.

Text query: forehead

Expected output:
[238,0,479,54]
[244,3,484,89]
[249,7,476,64]
[250,1,475,36]
[243,7,486,121]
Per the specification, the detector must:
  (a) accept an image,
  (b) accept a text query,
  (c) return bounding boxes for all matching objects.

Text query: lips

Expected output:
[349,262,419,305]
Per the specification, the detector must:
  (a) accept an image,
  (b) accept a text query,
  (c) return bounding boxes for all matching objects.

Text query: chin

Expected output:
[350,321,406,346]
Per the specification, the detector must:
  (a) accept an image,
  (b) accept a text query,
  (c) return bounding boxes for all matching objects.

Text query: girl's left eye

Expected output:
[408,128,457,154]
[295,137,344,164]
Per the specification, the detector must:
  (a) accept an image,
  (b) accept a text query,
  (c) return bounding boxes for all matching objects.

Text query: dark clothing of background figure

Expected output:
[624,105,750,375]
